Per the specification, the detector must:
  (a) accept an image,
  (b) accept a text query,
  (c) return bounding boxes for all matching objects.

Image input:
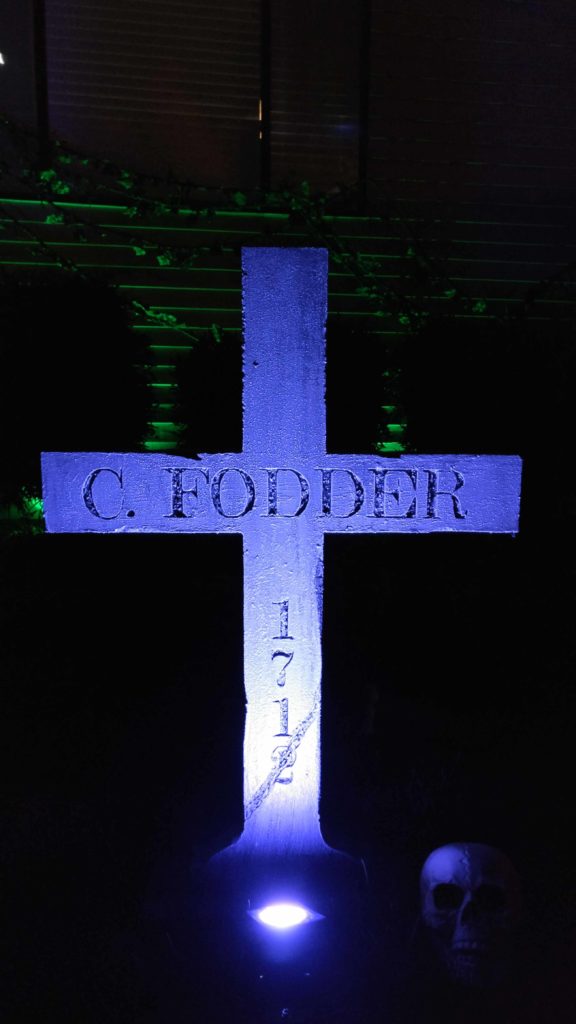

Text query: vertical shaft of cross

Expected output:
[238,249,329,855]
[242,248,328,459]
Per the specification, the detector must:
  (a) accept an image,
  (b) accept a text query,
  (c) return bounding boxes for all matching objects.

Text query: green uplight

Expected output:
[0,199,130,211]
[121,287,240,294]
[22,493,44,518]
[212,211,289,220]
[144,440,179,451]
[375,441,406,454]
[0,240,144,250]
[102,223,259,236]
[135,326,242,333]
[150,306,238,313]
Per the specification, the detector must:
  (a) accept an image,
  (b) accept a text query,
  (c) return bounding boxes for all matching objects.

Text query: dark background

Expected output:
[1,0,576,1019]
[2,325,575,1022]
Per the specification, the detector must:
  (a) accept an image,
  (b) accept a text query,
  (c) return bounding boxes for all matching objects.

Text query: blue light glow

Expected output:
[249,902,323,929]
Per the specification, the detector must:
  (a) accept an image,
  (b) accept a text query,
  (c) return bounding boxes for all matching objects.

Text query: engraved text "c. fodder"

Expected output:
[82,466,468,520]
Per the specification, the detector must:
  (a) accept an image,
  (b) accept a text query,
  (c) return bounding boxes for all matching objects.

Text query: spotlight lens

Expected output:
[256,902,310,929]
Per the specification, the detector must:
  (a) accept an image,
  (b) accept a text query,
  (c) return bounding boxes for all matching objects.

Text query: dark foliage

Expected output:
[327,323,393,454]
[401,316,576,529]
[0,275,151,511]
[401,316,575,459]
[173,331,242,454]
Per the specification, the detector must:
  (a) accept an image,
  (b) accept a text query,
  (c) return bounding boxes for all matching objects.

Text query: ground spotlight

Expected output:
[248,901,324,929]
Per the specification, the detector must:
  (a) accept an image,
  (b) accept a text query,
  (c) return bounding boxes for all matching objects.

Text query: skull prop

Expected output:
[420,842,522,988]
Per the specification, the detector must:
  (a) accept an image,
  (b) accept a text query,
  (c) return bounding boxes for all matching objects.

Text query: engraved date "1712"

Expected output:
[271,600,294,784]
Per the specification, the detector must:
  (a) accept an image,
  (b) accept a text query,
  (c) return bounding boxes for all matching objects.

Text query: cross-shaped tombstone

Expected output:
[42,248,522,901]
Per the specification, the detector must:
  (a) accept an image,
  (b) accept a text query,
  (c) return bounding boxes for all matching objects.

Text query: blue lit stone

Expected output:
[42,248,522,864]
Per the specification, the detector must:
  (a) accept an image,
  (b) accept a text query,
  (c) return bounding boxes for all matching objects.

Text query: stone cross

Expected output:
[42,248,522,863]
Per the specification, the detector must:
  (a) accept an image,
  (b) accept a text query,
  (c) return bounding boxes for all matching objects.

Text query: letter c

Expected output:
[82,468,123,519]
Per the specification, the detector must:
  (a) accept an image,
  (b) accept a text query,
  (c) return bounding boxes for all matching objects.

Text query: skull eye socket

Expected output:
[474,884,507,911]
[432,883,464,910]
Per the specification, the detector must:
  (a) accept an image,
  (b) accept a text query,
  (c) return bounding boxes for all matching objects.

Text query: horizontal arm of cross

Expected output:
[42,451,522,536]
